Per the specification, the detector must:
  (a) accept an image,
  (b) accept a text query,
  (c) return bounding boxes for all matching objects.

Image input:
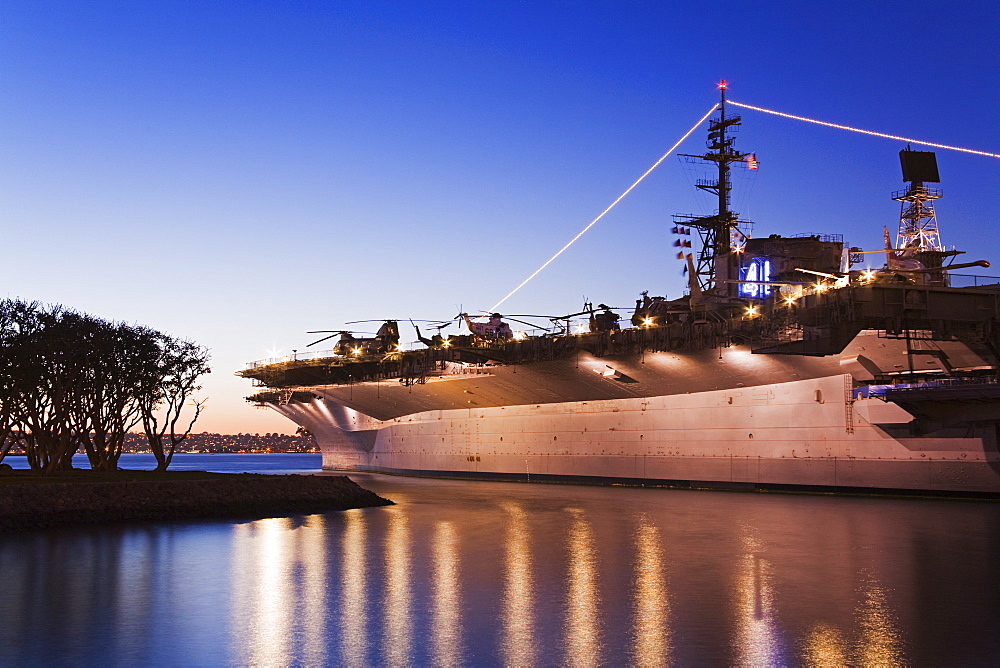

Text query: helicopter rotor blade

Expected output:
[469,311,561,319]
[307,333,341,347]
[552,305,629,319]
[505,317,548,329]
[345,318,448,325]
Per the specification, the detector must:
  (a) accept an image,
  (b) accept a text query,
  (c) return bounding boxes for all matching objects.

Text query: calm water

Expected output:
[4,452,324,475]
[1,454,999,665]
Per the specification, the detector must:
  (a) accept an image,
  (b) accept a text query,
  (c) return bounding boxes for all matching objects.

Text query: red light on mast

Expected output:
[718,79,728,90]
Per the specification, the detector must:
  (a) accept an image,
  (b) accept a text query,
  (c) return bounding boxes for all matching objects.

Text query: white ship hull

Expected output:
[264,334,1000,495]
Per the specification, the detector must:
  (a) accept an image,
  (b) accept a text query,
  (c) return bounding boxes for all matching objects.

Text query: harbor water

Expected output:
[1,453,998,665]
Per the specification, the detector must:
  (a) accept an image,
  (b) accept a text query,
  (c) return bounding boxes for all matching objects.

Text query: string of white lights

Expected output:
[488,103,720,313]
[730,100,1000,159]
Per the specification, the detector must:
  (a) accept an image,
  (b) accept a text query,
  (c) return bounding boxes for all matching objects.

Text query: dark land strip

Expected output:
[0,470,393,532]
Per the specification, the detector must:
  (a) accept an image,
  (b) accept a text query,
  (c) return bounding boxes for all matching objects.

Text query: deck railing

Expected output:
[948,273,1000,288]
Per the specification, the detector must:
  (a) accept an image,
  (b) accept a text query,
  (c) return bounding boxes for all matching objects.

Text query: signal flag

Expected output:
[677,252,685,260]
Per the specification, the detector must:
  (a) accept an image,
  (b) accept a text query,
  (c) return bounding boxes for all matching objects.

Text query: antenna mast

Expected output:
[675,80,754,296]
[890,148,960,286]
[894,147,943,252]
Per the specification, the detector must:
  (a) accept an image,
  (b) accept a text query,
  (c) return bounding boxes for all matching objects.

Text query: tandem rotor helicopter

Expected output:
[305,320,405,357]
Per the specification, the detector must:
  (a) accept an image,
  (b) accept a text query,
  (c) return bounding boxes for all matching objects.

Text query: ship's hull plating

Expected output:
[272,368,1000,496]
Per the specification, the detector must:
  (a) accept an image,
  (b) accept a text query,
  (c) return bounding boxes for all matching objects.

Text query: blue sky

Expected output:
[3,1,999,433]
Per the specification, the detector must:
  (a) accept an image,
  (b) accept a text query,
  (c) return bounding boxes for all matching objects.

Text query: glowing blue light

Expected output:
[739,258,771,298]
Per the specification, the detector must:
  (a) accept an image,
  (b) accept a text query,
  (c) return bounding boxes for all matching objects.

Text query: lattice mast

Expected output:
[675,81,754,297]
[893,147,944,252]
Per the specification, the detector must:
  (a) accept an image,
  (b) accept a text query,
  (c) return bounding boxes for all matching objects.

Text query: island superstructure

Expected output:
[239,85,1000,495]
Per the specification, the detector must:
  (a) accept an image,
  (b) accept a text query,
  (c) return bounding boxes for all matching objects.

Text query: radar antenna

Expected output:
[894,147,944,252]
[890,148,961,286]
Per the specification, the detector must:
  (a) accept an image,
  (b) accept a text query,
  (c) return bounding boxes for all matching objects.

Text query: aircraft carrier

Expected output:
[240,84,1000,496]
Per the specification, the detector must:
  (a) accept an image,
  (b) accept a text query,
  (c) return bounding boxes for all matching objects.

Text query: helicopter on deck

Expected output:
[460,313,514,341]
[306,320,401,356]
[412,320,465,349]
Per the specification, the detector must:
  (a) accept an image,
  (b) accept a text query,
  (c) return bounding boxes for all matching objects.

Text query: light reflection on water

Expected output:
[803,622,848,666]
[566,507,601,664]
[232,518,292,665]
[301,514,329,665]
[339,508,368,664]
[431,520,463,667]
[501,502,535,666]
[383,509,412,666]
[632,514,670,665]
[856,571,904,666]
[1,461,1000,665]
[798,571,904,667]
[734,530,782,667]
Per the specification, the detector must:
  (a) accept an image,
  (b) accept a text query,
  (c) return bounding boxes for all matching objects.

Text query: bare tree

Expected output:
[8,304,92,472]
[140,335,211,471]
[77,323,158,471]
[0,302,17,465]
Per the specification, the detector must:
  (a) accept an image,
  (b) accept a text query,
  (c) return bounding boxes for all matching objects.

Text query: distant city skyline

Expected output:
[4,1,998,433]
[4,431,318,454]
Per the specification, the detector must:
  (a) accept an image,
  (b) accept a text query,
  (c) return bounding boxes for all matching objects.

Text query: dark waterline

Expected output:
[1,454,998,665]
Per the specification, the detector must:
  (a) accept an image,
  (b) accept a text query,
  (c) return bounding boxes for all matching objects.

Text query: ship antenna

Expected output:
[894,148,943,253]
[893,147,950,285]
[674,80,754,298]
[718,79,730,231]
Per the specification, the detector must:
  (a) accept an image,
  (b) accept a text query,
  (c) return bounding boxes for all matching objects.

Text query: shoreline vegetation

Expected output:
[1,299,212,473]
[0,469,393,532]
[0,302,396,532]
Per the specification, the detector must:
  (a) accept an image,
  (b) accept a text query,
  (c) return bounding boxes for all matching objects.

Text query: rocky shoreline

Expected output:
[0,470,393,532]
